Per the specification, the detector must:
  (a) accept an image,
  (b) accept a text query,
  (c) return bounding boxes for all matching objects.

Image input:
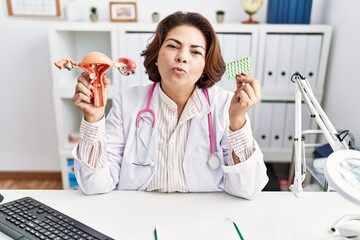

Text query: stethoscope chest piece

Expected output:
[208,155,221,170]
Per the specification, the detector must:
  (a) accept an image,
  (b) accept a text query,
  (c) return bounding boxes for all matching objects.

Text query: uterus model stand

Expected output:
[289,73,349,197]
[55,51,136,107]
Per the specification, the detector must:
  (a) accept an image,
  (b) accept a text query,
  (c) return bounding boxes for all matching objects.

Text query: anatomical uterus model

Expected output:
[55,51,136,107]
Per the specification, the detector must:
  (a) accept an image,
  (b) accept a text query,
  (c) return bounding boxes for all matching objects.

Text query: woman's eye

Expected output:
[193,51,203,56]
[167,44,178,49]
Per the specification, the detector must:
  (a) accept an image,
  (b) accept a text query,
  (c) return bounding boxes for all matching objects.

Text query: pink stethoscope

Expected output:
[134,83,221,170]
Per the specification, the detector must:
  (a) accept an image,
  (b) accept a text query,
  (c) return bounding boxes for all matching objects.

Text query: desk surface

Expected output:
[0,190,359,240]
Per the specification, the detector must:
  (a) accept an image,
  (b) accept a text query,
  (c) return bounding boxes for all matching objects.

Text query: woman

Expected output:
[72,11,268,199]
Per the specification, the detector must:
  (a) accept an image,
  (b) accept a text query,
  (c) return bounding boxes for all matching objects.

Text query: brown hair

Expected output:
[141,11,225,88]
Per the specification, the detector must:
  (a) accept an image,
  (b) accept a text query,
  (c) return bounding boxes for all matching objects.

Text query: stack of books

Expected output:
[267,0,313,24]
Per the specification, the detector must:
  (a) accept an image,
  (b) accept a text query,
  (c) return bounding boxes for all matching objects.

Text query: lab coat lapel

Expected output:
[184,89,211,160]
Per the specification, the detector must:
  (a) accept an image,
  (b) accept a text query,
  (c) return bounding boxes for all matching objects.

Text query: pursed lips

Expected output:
[172,66,186,73]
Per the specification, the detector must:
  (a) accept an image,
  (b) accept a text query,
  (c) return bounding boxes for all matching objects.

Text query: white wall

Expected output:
[321,0,360,150]
[1,0,357,172]
[0,7,58,170]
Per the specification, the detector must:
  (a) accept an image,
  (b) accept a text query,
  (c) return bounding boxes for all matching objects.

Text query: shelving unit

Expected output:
[253,25,332,162]
[48,22,332,189]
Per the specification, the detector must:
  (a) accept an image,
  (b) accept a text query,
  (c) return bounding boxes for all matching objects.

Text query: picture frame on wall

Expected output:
[6,0,61,17]
[109,2,137,22]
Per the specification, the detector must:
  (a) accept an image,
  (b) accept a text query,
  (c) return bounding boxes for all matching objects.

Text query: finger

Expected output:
[243,78,261,101]
[231,87,249,105]
[77,73,95,95]
[236,74,261,99]
[242,83,256,102]
[251,78,261,100]
[78,73,93,88]
[236,73,257,85]
[232,90,251,109]
[102,75,111,95]
[238,90,251,104]
[73,92,92,105]
[78,71,90,82]
[103,74,111,87]
[75,82,93,97]
[235,73,246,90]
[235,73,254,92]
[76,100,92,113]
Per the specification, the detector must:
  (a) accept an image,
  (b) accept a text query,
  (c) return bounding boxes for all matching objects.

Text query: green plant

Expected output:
[216,10,225,15]
[90,6,97,15]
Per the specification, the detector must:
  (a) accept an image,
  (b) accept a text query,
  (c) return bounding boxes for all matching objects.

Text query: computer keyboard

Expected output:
[0,196,114,240]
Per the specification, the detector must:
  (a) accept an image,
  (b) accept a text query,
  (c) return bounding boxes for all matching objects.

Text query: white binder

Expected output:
[282,102,314,150]
[276,34,293,88]
[262,34,280,88]
[289,35,308,88]
[269,102,287,149]
[282,102,296,150]
[256,102,273,149]
[304,34,322,89]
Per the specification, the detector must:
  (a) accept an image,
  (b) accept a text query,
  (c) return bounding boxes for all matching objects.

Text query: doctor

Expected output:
[72,11,268,199]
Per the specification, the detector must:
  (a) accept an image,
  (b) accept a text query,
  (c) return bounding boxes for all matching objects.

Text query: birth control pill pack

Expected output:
[225,56,252,80]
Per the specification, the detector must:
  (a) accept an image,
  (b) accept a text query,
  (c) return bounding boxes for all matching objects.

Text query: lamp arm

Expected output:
[290,73,349,197]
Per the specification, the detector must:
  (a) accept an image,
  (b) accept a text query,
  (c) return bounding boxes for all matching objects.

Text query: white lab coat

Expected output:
[74,84,268,199]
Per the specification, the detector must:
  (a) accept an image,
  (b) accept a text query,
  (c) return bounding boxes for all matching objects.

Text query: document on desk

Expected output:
[154,218,244,240]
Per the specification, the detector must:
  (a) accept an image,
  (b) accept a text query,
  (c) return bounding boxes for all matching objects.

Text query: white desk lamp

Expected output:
[289,73,360,204]
[290,73,360,238]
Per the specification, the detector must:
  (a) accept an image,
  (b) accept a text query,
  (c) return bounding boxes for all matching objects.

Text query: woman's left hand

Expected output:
[229,73,261,131]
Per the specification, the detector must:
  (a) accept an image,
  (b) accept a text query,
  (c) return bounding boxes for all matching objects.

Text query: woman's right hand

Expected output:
[72,72,110,123]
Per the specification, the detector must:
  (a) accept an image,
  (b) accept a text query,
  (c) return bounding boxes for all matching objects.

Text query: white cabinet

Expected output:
[48,23,331,188]
[253,25,332,162]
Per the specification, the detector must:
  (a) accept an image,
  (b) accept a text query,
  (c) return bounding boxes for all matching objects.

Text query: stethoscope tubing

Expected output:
[201,88,215,155]
[135,83,156,128]
[134,83,218,168]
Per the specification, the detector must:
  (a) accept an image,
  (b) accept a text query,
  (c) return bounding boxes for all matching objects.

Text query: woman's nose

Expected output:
[176,52,187,63]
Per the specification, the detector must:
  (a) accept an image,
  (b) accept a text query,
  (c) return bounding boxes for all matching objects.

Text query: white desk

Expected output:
[0,190,359,240]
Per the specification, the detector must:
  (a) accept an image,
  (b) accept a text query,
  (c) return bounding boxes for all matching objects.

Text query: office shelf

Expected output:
[48,22,332,189]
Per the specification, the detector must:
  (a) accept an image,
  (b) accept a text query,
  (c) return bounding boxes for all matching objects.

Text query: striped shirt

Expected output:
[77,87,255,193]
[146,87,203,192]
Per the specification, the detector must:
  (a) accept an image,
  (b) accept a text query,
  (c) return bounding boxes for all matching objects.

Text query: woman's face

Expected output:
[157,25,206,91]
